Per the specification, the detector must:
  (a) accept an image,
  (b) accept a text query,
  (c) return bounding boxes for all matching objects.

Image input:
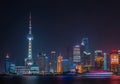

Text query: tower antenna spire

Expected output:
[29,11,32,34]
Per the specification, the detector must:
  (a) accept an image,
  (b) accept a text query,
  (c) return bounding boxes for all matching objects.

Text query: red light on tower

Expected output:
[111,49,118,53]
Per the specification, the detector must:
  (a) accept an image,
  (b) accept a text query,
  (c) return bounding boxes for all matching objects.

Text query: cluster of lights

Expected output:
[111,54,119,64]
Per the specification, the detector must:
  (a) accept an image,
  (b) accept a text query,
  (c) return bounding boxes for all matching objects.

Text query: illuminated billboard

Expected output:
[110,54,119,65]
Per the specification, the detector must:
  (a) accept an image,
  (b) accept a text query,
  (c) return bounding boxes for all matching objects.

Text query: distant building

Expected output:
[66,46,73,67]
[4,54,11,73]
[57,54,63,73]
[36,53,45,72]
[49,51,56,73]
[73,45,81,63]
[44,54,49,72]
[110,50,119,73]
[80,38,92,72]
[4,54,10,73]
[80,38,91,66]
[103,53,107,70]
[16,66,29,74]
[94,50,104,70]
[62,59,70,72]
[81,38,89,53]
[30,65,39,74]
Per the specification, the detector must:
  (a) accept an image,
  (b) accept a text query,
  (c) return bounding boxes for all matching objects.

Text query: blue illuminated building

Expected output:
[4,54,15,73]
[4,54,11,73]
[104,53,107,70]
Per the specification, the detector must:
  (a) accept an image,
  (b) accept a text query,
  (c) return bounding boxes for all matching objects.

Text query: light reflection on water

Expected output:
[22,76,39,84]
[1,75,120,84]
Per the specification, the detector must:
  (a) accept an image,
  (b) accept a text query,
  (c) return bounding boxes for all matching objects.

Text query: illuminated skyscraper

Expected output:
[4,54,10,73]
[25,12,34,66]
[94,50,104,70]
[73,45,81,63]
[49,51,56,73]
[81,38,91,66]
[81,38,89,53]
[57,54,63,73]
[103,53,107,70]
[110,50,119,72]
[37,53,45,72]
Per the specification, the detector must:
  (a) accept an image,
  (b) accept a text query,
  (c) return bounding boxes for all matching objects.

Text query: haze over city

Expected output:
[0,0,120,65]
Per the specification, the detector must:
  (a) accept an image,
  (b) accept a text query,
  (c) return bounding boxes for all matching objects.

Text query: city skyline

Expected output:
[1,1,120,65]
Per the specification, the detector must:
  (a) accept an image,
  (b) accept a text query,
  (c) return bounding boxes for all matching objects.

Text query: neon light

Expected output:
[89,70,108,72]
[111,49,118,53]
[104,53,107,70]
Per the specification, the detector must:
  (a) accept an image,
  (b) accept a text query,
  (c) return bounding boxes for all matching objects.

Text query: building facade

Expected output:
[73,45,81,63]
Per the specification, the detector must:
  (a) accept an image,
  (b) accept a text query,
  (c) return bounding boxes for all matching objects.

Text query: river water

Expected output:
[0,75,120,84]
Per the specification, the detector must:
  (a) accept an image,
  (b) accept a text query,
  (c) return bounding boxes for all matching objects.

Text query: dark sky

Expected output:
[0,0,120,65]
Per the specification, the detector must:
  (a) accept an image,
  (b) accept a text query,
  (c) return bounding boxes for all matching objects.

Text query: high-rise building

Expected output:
[33,53,48,73]
[49,51,57,73]
[81,38,89,53]
[94,50,104,70]
[57,54,63,73]
[4,54,10,73]
[25,12,34,66]
[44,54,49,72]
[62,59,70,72]
[66,46,73,68]
[73,45,81,63]
[4,54,16,73]
[110,50,119,73]
[37,53,45,72]
[81,38,91,66]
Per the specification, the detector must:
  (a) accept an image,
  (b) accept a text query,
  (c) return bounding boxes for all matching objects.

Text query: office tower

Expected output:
[110,50,119,73]
[73,45,81,63]
[25,12,34,66]
[37,53,45,72]
[62,59,70,72]
[94,50,104,70]
[66,46,73,67]
[4,54,15,73]
[57,54,63,73]
[81,38,91,66]
[49,51,56,73]
[118,50,120,73]
[4,54,10,73]
[81,38,89,53]
[44,54,49,72]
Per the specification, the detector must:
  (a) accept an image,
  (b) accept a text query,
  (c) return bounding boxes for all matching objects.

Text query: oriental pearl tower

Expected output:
[25,12,34,66]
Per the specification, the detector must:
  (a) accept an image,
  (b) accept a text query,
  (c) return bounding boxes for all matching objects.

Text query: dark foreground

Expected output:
[0,75,120,84]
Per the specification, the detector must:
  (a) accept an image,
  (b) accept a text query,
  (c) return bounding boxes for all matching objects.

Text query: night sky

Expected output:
[0,0,120,65]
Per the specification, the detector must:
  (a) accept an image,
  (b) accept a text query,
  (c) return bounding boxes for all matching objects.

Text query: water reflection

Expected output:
[1,75,120,84]
[22,76,39,84]
[108,76,120,84]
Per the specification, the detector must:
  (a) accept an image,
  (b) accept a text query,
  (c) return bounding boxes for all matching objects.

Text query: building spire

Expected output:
[29,12,32,34]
